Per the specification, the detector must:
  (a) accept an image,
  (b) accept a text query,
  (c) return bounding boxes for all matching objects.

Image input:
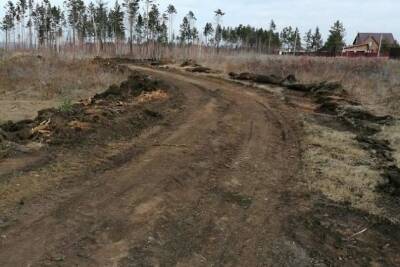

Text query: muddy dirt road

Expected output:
[4,64,400,266]
[0,65,310,266]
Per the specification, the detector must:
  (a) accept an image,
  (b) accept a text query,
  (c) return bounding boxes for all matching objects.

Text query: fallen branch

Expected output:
[152,143,188,148]
[348,228,368,239]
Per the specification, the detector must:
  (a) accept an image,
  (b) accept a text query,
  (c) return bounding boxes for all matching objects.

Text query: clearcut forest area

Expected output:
[1,0,400,266]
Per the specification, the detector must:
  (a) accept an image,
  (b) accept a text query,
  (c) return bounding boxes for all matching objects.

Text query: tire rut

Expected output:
[0,66,305,267]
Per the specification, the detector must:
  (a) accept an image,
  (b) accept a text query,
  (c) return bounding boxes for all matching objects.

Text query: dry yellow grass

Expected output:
[137,90,169,103]
[302,118,386,218]
[377,122,400,166]
[0,53,127,121]
[198,54,400,116]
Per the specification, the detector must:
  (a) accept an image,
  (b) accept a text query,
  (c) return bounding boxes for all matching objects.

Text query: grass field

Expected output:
[199,54,400,116]
[0,53,126,121]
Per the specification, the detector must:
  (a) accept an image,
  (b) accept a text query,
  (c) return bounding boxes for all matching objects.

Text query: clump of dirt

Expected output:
[229,72,284,85]
[93,72,162,100]
[186,66,212,73]
[93,57,172,70]
[179,60,214,74]
[229,71,344,96]
[92,57,137,73]
[0,72,168,146]
[180,59,200,68]
[287,197,400,266]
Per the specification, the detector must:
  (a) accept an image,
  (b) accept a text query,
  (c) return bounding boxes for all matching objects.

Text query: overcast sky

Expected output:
[1,0,399,43]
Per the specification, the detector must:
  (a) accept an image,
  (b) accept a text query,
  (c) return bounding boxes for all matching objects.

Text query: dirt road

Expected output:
[0,65,312,266]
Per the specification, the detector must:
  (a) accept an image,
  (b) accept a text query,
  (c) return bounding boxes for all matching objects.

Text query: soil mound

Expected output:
[0,72,166,145]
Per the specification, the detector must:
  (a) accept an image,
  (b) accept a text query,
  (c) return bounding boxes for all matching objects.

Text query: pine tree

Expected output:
[203,22,213,46]
[6,1,17,47]
[135,13,144,43]
[147,4,159,40]
[87,2,96,43]
[32,1,46,46]
[158,17,168,44]
[214,9,225,52]
[166,4,176,43]
[123,0,140,54]
[1,14,14,49]
[312,27,323,51]
[143,0,153,41]
[94,0,108,50]
[280,26,292,51]
[17,0,27,47]
[65,0,86,46]
[268,19,276,53]
[191,27,198,43]
[179,16,190,44]
[27,0,34,48]
[324,20,345,56]
[293,27,301,53]
[109,0,125,42]
[304,29,313,52]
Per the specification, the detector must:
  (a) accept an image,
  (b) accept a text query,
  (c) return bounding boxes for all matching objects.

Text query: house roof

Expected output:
[354,33,396,45]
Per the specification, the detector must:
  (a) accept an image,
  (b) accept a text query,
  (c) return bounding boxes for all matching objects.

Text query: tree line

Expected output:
[1,0,349,55]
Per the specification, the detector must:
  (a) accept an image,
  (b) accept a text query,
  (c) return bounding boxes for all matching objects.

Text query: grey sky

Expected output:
[1,0,399,43]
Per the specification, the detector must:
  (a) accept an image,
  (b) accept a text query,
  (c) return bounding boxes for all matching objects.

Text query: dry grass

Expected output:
[137,90,169,103]
[377,122,400,166]
[0,53,127,121]
[302,118,387,218]
[198,54,400,116]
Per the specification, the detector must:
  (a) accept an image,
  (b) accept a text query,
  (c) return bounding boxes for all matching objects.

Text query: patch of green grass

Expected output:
[58,98,73,113]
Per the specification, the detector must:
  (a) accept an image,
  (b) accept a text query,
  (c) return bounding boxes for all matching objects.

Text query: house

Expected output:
[342,32,396,56]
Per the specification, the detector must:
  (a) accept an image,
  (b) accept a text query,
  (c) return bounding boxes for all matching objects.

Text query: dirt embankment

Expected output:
[0,68,182,204]
[0,71,170,148]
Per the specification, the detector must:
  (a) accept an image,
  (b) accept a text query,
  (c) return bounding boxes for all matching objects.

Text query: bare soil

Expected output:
[0,62,399,266]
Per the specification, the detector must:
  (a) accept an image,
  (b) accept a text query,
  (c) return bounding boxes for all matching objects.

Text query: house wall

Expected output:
[343,44,369,53]
[365,36,379,52]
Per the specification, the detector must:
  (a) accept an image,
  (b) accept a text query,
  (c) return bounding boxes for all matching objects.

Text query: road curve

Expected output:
[0,66,307,266]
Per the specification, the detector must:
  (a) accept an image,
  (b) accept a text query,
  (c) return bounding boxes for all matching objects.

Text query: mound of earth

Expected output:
[0,72,169,146]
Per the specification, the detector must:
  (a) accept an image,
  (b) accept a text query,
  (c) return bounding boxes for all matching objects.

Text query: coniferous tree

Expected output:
[27,0,34,48]
[123,0,139,53]
[179,16,190,44]
[135,13,144,43]
[214,9,225,52]
[280,26,292,51]
[203,22,213,46]
[94,0,108,50]
[147,4,159,40]
[324,20,345,56]
[64,0,86,46]
[109,0,125,42]
[143,0,153,41]
[166,4,176,43]
[312,27,323,51]
[6,1,17,47]
[1,14,14,49]
[17,0,27,47]
[304,29,313,52]
[191,27,198,43]
[293,27,301,52]
[268,19,276,53]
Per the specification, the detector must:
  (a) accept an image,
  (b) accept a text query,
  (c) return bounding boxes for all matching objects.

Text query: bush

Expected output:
[59,98,73,113]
